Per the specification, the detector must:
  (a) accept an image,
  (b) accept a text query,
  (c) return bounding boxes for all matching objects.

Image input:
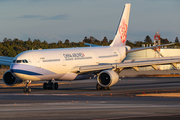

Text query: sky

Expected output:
[0,0,179,43]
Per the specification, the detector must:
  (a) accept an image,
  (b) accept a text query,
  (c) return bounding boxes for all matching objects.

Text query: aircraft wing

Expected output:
[0,56,14,66]
[70,56,180,74]
[116,56,180,71]
[127,43,175,53]
[84,43,101,47]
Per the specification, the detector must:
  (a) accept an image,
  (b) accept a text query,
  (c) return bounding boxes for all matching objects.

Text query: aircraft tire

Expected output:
[51,83,55,90]
[102,86,111,90]
[23,88,27,93]
[96,83,101,90]
[43,83,48,89]
[54,82,58,90]
[28,88,31,93]
[107,86,111,90]
[103,87,108,90]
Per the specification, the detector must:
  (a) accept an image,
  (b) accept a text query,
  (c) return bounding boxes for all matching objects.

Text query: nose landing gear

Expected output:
[43,80,58,90]
[23,81,31,93]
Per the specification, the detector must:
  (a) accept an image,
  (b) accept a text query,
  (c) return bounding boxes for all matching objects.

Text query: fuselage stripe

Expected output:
[11,69,43,75]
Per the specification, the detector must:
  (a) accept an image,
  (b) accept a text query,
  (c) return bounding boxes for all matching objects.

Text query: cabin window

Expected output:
[13,59,28,63]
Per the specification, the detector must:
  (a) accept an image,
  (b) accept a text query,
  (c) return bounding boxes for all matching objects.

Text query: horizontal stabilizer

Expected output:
[127,43,175,53]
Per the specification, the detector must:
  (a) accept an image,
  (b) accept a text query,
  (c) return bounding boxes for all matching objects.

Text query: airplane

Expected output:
[0,3,178,93]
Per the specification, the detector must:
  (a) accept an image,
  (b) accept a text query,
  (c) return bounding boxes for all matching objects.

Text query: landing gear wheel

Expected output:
[96,83,101,90]
[43,81,59,90]
[23,88,27,93]
[51,83,55,90]
[102,87,111,90]
[28,88,31,93]
[49,82,52,89]
[23,87,31,93]
[107,86,111,90]
[103,87,108,90]
[102,86,111,90]
[54,82,58,90]
[43,83,48,89]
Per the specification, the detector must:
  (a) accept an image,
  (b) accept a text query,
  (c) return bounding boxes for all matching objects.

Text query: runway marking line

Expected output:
[0,82,70,88]
[136,93,180,97]
[0,93,98,97]
[93,114,180,120]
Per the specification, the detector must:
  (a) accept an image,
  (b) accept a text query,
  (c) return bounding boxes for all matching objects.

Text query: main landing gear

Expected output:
[96,83,111,90]
[23,81,31,93]
[43,80,58,90]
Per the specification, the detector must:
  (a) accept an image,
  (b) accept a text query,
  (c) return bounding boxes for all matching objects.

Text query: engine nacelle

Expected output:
[3,70,22,86]
[97,70,119,87]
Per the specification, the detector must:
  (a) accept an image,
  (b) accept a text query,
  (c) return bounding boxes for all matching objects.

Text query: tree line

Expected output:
[0,36,179,57]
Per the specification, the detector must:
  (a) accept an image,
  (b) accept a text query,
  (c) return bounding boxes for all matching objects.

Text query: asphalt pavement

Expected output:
[0,77,180,120]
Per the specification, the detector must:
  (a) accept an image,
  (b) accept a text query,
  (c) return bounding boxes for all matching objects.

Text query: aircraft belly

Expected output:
[37,73,65,81]
[58,73,96,81]
[58,73,77,80]
[74,74,96,80]
[14,73,41,81]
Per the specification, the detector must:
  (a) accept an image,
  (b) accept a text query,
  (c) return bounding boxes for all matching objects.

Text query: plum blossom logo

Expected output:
[119,19,127,44]
[82,53,85,57]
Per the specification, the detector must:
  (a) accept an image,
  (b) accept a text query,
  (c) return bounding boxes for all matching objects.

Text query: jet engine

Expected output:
[3,70,22,86]
[97,70,119,87]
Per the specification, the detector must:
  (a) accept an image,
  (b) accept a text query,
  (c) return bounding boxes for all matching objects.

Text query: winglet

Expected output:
[110,3,131,47]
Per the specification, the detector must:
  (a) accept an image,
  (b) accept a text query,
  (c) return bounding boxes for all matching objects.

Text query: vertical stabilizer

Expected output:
[110,3,131,47]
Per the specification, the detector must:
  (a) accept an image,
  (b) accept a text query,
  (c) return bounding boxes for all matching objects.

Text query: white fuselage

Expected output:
[10,46,127,81]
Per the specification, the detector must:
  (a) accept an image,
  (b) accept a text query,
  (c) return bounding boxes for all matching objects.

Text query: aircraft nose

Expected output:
[10,63,25,80]
[10,63,20,73]
[10,63,14,73]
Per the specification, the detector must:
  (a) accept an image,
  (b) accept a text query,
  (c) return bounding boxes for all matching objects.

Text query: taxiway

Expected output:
[0,77,180,120]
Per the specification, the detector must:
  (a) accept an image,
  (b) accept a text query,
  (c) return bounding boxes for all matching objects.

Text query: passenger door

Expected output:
[33,55,41,68]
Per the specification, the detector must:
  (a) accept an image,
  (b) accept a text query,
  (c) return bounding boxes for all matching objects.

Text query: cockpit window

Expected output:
[13,59,28,63]
[23,59,28,63]
[16,60,22,63]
